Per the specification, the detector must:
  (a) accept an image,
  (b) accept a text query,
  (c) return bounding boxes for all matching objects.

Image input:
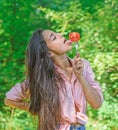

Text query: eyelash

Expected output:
[52,36,56,41]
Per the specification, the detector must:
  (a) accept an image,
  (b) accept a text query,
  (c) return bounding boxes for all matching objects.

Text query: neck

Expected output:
[52,54,71,69]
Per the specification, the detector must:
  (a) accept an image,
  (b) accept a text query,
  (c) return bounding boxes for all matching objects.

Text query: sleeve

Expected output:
[6,80,30,101]
[83,59,103,102]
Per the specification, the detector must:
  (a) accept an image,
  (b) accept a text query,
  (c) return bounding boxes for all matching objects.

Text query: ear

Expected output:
[48,51,55,57]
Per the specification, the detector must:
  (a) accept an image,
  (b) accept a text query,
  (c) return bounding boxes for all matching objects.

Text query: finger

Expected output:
[75,61,84,69]
[76,62,83,67]
[76,64,83,70]
[74,53,80,60]
[75,53,80,58]
[76,53,80,58]
[74,58,82,64]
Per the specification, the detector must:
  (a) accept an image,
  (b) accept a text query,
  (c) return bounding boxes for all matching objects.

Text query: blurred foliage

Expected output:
[0,0,118,130]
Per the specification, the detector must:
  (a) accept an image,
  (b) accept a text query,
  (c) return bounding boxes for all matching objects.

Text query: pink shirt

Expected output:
[6,58,103,130]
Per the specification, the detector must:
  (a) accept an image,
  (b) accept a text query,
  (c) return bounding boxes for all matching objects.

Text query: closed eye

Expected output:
[49,32,57,41]
[52,36,56,41]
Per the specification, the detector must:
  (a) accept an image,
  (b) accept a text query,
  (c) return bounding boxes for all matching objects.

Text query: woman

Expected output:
[5,29,103,130]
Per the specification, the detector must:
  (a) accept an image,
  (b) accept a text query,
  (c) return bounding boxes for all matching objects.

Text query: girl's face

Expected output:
[42,30,72,55]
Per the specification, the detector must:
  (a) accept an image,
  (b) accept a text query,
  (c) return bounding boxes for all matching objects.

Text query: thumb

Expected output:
[76,53,80,58]
[74,53,80,60]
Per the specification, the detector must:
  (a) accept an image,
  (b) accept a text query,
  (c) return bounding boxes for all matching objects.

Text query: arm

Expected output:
[73,54,103,109]
[77,74,102,109]
[4,98,29,111]
[4,80,30,111]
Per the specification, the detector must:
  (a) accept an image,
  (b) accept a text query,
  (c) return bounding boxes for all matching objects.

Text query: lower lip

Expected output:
[67,42,72,45]
[65,40,72,45]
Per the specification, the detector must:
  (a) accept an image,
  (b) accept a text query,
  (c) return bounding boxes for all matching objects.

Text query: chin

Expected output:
[65,49,72,53]
[68,47,72,51]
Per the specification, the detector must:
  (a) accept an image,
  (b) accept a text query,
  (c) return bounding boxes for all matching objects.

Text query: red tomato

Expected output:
[69,32,80,42]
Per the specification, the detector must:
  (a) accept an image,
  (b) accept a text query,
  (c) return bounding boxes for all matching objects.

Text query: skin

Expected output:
[5,30,102,111]
[43,30,102,109]
[42,30,72,55]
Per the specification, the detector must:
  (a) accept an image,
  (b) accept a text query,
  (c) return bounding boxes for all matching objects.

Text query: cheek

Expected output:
[46,43,53,50]
[47,42,59,51]
[47,42,72,54]
[52,46,62,53]
[49,45,63,54]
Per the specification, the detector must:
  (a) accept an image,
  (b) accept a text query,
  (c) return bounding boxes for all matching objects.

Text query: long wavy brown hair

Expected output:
[25,29,64,130]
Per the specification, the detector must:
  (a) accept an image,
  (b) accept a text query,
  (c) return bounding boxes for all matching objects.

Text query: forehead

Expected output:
[42,30,53,41]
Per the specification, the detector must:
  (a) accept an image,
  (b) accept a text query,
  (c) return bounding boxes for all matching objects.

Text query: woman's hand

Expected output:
[72,53,84,78]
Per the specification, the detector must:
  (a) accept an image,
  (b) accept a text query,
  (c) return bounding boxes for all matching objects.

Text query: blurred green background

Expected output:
[0,0,118,130]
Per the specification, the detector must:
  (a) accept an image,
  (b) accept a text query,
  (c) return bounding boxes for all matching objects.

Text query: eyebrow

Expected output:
[49,33,53,41]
